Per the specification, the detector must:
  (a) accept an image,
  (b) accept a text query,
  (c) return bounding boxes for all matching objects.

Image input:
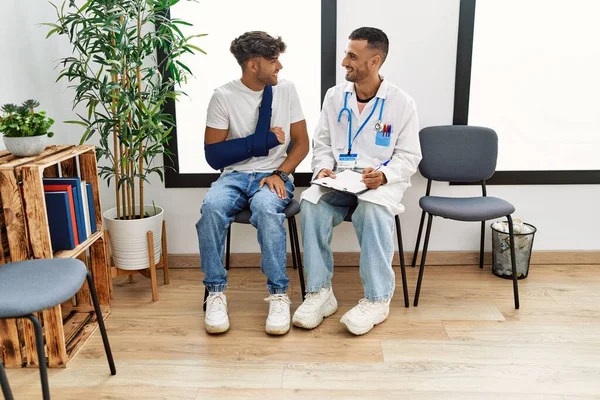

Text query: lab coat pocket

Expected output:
[375,130,392,147]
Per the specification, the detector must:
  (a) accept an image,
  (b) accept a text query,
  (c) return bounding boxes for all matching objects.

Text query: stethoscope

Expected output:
[337,91,386,154]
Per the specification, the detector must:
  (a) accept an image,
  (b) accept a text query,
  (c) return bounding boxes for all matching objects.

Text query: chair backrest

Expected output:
[419,125,498,183]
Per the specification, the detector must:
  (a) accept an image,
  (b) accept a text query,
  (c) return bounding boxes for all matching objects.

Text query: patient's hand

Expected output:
[270,126,285,144]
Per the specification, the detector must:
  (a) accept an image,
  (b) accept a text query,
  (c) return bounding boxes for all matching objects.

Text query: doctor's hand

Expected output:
[361,168,388,189]
[317,168,336,179]
[270,126,286,144]
[260,175,287,199]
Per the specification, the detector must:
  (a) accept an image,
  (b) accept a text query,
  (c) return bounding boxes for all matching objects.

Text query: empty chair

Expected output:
[411,125,520,309]
[0,258,116,399]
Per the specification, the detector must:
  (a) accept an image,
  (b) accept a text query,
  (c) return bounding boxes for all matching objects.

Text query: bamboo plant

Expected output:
[47,0,204,219]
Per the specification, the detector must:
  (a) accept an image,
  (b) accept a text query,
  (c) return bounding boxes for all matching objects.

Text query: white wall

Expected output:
[0,0,79,149]
[2,0,598,256]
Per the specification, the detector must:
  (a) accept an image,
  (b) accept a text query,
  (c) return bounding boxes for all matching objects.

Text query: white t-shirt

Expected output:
[206,78,305,173]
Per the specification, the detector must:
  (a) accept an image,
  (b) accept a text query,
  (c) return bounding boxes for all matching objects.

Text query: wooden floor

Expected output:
[5,264,600,399]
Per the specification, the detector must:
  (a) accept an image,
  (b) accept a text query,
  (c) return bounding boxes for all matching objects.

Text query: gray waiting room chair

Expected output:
[411,125,520,309]
[0,258,116,400]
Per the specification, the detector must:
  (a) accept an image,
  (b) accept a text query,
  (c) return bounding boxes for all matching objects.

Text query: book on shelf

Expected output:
[85,183,97,233]
[80,181,91,237]
[44,191,77,251]
[43,177,87,242]
[43,184,79,245]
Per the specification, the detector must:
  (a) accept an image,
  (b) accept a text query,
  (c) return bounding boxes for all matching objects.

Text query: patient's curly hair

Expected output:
[230,31,287,68]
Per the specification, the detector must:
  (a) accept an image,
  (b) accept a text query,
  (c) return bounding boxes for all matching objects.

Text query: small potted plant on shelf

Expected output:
[0,99,54,157]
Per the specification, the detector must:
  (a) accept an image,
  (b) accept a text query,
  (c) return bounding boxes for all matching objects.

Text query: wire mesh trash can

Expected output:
[491,221,536,279]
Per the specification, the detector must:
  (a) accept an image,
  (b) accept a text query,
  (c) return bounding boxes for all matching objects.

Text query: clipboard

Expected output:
[311,170,368,195]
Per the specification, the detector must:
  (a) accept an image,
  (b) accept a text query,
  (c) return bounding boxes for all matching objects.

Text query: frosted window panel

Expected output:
[170,0,321,174]
[468,0,600,171]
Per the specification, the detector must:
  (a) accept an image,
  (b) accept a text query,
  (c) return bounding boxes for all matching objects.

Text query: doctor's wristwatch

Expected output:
[272,170,289,182]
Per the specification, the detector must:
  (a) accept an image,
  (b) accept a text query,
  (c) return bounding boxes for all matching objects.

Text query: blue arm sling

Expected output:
[205,85,280,170]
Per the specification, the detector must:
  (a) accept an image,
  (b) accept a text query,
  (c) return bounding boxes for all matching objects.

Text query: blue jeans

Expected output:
[196,172,294,294]
[300,191,396,301]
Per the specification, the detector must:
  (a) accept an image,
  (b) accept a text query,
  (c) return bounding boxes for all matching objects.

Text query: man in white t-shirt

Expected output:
[196,31,309,335]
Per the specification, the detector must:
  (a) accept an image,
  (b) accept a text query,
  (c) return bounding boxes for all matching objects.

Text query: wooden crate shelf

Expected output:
[55,230,104,259]
[0,145,110,368]
[62,306,110,362]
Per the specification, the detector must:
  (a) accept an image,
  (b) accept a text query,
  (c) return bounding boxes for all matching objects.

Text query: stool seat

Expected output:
[0,258,87,318]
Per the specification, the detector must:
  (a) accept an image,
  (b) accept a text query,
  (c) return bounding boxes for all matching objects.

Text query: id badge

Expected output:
[338,153,358,170]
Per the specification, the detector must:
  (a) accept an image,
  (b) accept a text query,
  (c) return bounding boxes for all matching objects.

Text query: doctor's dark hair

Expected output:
[230,31,287,67]
[349,27,389,64]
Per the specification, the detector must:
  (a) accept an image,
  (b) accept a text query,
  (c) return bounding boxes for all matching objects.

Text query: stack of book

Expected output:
[43,177,97,251]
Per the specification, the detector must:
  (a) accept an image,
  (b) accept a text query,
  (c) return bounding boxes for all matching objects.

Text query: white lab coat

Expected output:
[301,79,422,215]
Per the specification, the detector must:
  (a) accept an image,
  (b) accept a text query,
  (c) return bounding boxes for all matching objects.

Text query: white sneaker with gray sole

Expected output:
[204,292,230,334]
[340,298,391,336]
[265,293,291,335]
[292,287,338,329]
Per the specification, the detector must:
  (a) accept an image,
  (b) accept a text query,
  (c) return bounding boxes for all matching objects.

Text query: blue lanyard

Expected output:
[341,92,385,154]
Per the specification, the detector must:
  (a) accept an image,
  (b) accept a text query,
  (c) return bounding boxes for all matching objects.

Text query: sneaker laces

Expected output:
[264,294,291,315]
[355,298,382,316]
[206,292,227,314]
[301,291,322,310]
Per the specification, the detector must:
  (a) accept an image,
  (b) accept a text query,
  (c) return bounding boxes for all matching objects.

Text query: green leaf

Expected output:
[185,44,206,55]
[46,27,61,39]
[175,60,192,75]
[64,120,88,126]
[171,20,192,27]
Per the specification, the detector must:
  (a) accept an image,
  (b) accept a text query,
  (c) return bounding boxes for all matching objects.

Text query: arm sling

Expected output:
[205,85,280,170]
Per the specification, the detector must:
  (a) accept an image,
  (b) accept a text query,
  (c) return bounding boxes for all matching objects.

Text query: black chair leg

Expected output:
[506,215,520,309]
[480,220,486,269]
[288,218,297,270]
[287,218,300,300]
[0,361,14,400]
[395,216,409,308]
[411,209,426,268]
[25,314,50,400]
[87,272,116,375]
[203,287,209,312]
[225,227,231,271]
[414,213,433,307]
[288,218,298,272]
[290,217,306,301]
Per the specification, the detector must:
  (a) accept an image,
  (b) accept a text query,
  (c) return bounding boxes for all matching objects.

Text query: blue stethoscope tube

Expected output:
[337,91,385,154]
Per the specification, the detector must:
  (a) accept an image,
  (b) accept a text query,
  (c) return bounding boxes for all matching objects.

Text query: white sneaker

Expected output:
[204,292,229,334]
[292,287,338,329]
[340,298,391,336]
[265,293,291,335]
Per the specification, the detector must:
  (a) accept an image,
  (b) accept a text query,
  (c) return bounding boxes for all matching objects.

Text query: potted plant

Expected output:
[47,0,203,270]
[0,100,55,157]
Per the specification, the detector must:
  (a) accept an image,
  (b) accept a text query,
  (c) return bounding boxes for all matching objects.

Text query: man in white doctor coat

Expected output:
[292,27,421,335]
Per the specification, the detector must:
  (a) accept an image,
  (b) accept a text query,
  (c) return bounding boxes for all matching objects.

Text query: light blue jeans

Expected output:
[196,172,294,294]
[300,191,396,301]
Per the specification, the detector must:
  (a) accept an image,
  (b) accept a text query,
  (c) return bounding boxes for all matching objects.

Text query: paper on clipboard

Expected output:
[311,170,368,195]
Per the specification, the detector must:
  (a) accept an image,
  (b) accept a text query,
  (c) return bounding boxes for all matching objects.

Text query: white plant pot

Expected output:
[103,205,163,271]
[2,135,47,157]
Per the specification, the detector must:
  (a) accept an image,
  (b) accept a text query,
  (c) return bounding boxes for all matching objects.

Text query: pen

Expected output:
[373,159,391,172]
